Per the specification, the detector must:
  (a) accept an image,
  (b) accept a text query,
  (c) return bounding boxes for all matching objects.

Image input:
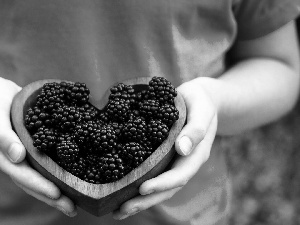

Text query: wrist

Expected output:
[194,77,226,118]
[0,78,21,106]
[1,78,21,93]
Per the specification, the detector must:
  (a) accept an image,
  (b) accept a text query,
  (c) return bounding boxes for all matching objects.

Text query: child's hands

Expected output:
[113,79,218,220]
[0,78,77,217]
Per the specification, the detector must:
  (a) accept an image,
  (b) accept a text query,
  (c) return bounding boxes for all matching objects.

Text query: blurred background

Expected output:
[226,18,300,225]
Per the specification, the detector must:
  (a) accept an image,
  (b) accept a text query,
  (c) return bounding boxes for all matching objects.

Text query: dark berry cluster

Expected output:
[32,126,57,155]
[24,77,179,184]
[148,76,177,104]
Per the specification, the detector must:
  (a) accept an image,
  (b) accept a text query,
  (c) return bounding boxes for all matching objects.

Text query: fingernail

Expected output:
[143,189,154,195]
[119,208,139,220]
[56,206,77,217]
[56,206,68,215]
[8,143,22,163]
[118,214,129,220]
[127,207,139,216]
[179,136,192,155]
[67,210,77,217]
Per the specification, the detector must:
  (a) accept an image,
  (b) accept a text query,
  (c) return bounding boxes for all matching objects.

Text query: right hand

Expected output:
[0,78,77,217]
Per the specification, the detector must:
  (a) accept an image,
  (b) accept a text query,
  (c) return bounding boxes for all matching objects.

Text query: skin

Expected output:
[0,21,299,218]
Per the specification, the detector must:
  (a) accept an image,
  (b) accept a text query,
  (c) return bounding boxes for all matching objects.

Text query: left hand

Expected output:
[112,79,218,220]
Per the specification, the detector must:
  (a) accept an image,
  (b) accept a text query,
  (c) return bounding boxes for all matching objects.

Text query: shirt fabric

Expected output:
[0,0,299,224]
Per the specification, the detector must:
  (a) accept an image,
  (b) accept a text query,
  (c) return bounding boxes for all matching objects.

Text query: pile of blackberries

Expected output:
[24,77,179,184]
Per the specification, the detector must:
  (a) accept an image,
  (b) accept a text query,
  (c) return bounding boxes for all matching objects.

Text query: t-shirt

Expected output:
[0,0,299,224]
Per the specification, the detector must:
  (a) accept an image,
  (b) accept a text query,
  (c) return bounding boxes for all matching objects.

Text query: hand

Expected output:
[0,78,77,217]
[113,79,218,220]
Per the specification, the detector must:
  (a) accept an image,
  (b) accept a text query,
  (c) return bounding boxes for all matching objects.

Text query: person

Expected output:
[0,0,299,224]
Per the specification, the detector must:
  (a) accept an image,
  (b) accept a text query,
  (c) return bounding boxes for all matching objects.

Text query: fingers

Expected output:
[113,187,181,220]
[14,181,77,217]
[176,83,216,156]
[140,115,217,195]
[0,129,67,214]
[0,153,61,200]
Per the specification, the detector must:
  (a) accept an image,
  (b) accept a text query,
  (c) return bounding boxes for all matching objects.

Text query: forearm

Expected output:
[199,58,299,135]
[194,21,300,136]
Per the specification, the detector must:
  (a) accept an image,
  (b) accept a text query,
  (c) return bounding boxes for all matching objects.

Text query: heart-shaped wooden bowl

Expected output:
[11,77,186,217]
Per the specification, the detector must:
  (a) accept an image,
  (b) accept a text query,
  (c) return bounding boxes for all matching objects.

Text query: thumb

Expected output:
[0,107,26,163]
[0,128,26,163]
[175,85,216,156]
[0,81,26,163]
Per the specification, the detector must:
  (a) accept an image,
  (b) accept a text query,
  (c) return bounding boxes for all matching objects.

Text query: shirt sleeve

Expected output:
[233,0,300,41]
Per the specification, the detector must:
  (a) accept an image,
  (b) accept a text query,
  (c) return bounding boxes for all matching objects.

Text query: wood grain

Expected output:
[11,77,186,216]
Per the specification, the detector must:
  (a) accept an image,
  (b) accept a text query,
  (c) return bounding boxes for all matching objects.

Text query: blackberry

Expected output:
[148,76,177,104]
[57,138,80,165]
[67,157,88,179]
[74,120,98,148]
[52,105,81,132]
[64,82,90,104]
[136,89,149,102]
[147,119,169,146]
[57,133,74,142]
[36,82,65,113]
[157,104,179,128]
[91,124,117,154]
[100,153,127,183]
[133,89,149,109]
[140,136,155,158]
[106,98,130,122]
[127,109,142,120]
[108,121,124,136]
[109,83,136,105]
[83,166,102,184]
[120,142,147,168]
[32,126,58,154]
[25,107,51,132]
[82,154,107,183]
[138,99,160,120]
[77,103,99,122]
[121,117,147,142]
[41,82,64,94]
[98,110,110,124]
